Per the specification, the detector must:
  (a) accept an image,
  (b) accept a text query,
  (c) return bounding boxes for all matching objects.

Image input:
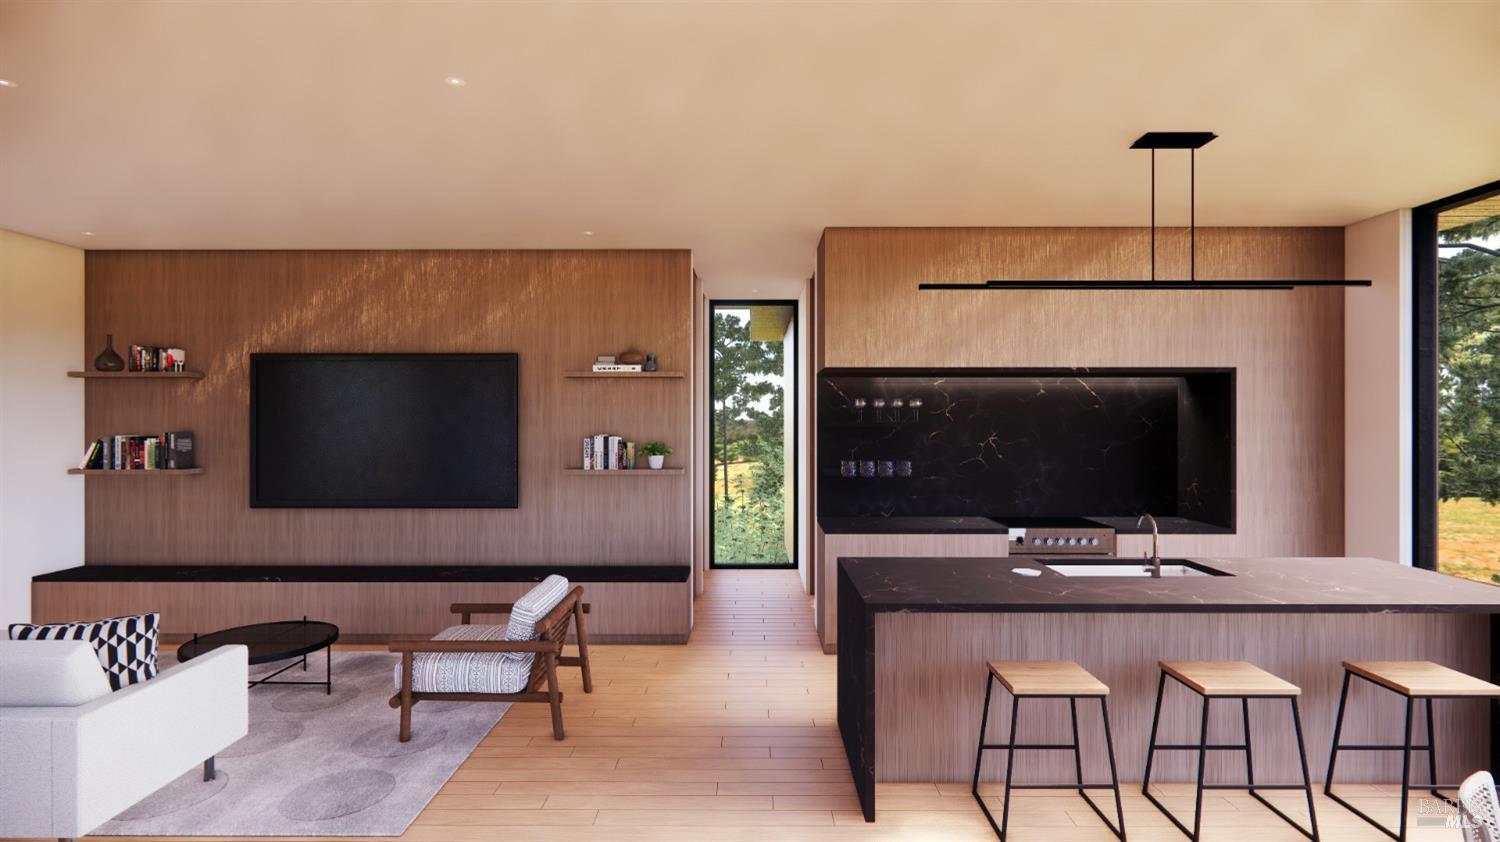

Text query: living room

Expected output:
[3,2,1500,841]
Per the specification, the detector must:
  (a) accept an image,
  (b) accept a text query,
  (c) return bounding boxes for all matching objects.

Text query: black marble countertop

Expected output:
[818,515,1232,535]
[839,556,1500,613]
[33,564,692,584]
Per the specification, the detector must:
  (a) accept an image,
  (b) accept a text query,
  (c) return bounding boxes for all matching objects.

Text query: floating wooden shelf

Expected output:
[68,468,204,476]
[564,371,684,379]
[563,468,683,476]
[68,370,205,380]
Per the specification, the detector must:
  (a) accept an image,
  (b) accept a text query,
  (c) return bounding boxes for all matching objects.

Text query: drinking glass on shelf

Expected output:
[908,398,924,423]
[896,460,913,477]
[840,460,857,478]
[877,460,895,478]
[859,460,876,478]
[872,398,886,422]
[852,398,866,422]
[890,399,904,422]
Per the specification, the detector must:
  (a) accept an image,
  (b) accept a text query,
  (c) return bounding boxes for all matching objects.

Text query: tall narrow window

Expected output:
[709,302,797,568]
[1416,184,1500,583]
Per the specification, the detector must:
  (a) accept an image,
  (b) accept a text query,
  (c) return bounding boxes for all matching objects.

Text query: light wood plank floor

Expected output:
[87,569,1466,841]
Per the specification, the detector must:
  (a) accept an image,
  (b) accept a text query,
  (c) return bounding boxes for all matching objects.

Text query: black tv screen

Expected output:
[250,353,518,508]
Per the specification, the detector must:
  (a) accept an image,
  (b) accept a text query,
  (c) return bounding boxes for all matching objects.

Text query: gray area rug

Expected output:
[96,650,507,836]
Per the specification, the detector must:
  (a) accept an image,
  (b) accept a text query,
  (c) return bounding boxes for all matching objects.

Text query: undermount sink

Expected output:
[1035,558,1231,578]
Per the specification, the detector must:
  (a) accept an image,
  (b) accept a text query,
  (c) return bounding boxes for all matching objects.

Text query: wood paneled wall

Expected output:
[83,250,694,568]
[813,226,1346,564]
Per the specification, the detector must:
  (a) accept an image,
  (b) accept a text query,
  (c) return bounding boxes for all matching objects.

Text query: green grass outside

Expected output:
[1438,497,1500,585]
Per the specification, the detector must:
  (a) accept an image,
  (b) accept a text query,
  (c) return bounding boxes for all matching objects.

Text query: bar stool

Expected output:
[972,660,1125,840]
[1142,660,1319,841]
[1325,660,1500,841]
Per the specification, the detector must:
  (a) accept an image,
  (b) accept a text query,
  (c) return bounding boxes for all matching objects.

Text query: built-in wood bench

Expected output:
[30,564,692,643]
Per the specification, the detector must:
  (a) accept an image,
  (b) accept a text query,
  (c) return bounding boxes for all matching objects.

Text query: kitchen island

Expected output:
[837,555,1500,821]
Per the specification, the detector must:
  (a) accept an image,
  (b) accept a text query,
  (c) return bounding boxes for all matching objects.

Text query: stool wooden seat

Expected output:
[1144,660,1317,840]
[1341,660,1500,698]
[1325,660,1500,841]
[1159,660,1301,697]
[987,660,1109,697]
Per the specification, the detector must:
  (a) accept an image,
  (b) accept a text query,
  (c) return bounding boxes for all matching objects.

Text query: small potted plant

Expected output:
[639,441,671,470]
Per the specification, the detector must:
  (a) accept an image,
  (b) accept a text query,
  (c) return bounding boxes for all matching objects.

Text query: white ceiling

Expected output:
[2,1,1498,293]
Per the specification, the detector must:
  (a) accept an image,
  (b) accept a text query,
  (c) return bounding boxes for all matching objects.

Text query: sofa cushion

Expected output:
[0,639,113,706]
[8,612,160,691]
[394,624,529,695]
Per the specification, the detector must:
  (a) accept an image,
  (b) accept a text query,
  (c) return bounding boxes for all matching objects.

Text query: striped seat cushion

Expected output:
[395,575,571,695]
[397,624,530,694]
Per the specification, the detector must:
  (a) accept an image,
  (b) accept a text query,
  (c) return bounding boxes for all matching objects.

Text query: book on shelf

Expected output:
[127,345,187,372]
[580,434,637,470]
[83,431,194,470]
[591,364,643,373]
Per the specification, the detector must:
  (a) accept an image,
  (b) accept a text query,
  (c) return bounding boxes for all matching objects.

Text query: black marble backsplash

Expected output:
[817,368,1234,531]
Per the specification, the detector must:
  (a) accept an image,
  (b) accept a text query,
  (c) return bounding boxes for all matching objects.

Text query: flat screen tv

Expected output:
[250,353,518,508]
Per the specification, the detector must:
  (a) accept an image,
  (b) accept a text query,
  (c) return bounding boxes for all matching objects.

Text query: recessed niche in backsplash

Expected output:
[817,368,1235,532]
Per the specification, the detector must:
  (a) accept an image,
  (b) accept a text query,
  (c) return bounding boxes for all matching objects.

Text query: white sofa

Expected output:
[0,639,249,840]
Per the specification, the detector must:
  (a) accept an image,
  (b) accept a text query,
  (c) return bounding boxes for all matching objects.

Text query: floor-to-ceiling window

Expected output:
[709,302,797,568]
[1415,182,1500,583]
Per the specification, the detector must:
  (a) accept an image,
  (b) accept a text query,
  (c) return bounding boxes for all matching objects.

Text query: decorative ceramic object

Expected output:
[648,454,665,470]
[618,349,645,365]
[643,353,657,372]
[93,334,125,372]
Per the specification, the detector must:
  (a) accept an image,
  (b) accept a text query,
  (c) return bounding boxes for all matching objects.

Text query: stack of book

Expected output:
[582,434,635,470]
[79,431,195,470]
[128,345,187,372]
[591,355,642,373]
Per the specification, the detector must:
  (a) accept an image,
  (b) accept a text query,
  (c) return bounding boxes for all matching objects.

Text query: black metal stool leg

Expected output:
[1398,697,1414,842]
[999,695,1021,841]
[1323,670,1352,797]
[1424,697,1440,799]
[1141,670,1167,797]
[1069,697,1085,794]
[972,673,999,835]
[1291,697,1321,841]
[1099,697,1127,841]
[1241,697,1255,791]
[1191,697,1211,841]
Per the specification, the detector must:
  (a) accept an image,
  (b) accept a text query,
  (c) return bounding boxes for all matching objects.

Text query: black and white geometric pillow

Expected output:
[9,612,160,691]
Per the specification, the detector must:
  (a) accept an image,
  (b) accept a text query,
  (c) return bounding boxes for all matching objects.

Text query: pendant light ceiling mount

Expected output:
[919,131,1370,292]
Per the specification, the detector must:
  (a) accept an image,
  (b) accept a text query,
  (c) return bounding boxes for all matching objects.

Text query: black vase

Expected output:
[93,334,125,372]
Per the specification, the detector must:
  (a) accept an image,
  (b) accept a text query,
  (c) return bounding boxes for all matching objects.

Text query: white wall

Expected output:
[1344,210,1412,565]
[0,229,85,625]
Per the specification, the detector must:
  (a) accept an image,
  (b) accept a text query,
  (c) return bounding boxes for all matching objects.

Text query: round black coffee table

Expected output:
[178,617,339,694]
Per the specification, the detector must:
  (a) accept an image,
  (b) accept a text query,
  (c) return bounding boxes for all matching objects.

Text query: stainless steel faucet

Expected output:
[1137,513,1161,577]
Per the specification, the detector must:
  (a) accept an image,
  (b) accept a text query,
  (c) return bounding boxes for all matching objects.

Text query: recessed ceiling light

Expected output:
[81,231,95,237]
[444,76,467,87]
[751,288,760,292]
[0,79,17,88]
[582,231,594,236]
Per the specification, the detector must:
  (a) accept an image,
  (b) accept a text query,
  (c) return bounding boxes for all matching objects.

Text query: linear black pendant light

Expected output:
[919,132,1372,291]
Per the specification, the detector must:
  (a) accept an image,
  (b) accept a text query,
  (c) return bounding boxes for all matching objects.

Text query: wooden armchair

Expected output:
[388,585,592,741]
